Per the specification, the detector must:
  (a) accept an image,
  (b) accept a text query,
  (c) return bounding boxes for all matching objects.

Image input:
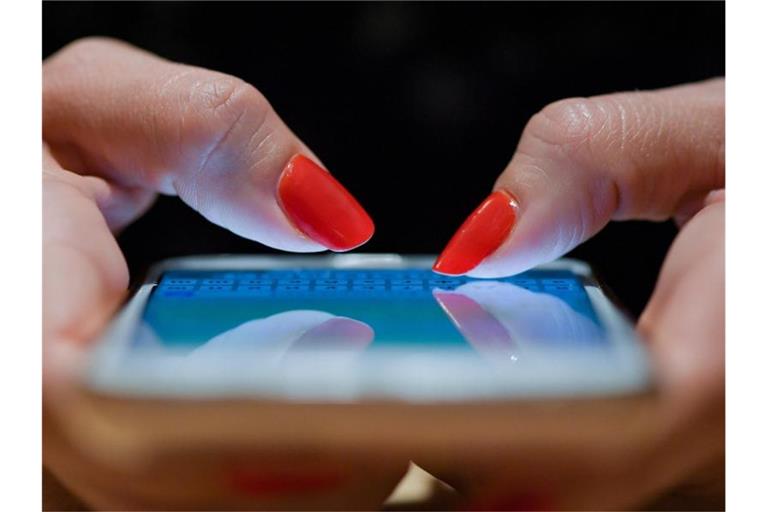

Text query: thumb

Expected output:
[433,78,724,277]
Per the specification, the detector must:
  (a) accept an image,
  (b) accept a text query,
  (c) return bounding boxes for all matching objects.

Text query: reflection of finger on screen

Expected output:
[433,291,516,356]
[290,317,374,351]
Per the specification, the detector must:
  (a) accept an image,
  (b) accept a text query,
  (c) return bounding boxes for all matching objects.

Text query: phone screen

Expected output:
[133,268,607,361]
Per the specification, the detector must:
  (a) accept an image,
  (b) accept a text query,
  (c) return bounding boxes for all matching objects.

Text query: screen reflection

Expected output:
[135,269,605,364]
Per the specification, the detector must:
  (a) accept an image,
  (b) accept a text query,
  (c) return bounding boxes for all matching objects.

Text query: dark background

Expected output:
[43,1,724,317]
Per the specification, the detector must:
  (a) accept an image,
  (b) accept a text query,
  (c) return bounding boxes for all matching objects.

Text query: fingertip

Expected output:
[705,188,725,206]
[432,256,472,276]
[433,190,518,277]
[327,219,375,253]
[277,155,375,252]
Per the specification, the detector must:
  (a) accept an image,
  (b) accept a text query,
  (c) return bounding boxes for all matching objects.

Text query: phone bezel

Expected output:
[84,254,652,401]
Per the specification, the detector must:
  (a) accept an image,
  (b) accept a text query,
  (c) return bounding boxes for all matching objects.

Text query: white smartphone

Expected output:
[53,254,656,509]
[86,254,650,400]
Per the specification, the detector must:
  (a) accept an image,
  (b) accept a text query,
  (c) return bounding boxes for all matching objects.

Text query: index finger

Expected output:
[43,37,374,252]
[434,79,724,276]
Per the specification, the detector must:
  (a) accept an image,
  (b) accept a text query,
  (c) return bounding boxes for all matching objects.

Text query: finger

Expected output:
[635,200,725,508]
[433,78,724,276]
[42,146,395,508]
[639,200,724,398]
[43,147,128,354]
[43,37,373,251]
[423,202,725,510]
[43,143,130,498]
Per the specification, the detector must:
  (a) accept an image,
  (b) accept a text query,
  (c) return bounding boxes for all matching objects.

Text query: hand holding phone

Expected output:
[43,37,723,510]
[46,254,650,509]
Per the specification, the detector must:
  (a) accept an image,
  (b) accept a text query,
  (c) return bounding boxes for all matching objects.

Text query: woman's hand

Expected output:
[429,79,724,510]
[42,38,398,509]
[43,36,724,510]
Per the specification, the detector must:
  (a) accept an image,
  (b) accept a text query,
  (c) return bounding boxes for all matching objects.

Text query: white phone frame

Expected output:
[84,254,652,401]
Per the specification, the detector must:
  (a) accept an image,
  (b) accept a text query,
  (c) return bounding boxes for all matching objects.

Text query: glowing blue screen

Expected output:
[134,268,606,357]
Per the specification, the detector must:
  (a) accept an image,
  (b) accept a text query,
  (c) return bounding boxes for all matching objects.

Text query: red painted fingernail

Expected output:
[433,190,517,275]
[278,155,374,251]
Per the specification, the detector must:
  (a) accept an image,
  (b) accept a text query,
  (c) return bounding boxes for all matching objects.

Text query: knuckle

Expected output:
[527,97,610,150]
[186,72,269,124]
[527,95,653,163]
[197,77,271,149]
[524,95,652,214]
[189,73,243,113]
[519,96,628,232]
[171,73,273,202]
[176,72,272,151]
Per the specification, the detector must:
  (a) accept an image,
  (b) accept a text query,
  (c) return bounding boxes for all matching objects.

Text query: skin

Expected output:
[43,38,723,510]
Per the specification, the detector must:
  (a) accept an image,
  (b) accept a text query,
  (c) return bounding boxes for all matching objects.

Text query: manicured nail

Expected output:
[433,190,517,275]
[278,155,374,251]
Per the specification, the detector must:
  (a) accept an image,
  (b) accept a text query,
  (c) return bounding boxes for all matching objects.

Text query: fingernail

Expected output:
[278,154,374,251]
[433,190,517,275]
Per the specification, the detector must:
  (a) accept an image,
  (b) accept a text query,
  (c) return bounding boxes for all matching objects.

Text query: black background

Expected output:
[43,1,724,317]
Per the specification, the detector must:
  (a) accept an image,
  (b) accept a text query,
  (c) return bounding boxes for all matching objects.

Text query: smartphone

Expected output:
[53,255,656,509]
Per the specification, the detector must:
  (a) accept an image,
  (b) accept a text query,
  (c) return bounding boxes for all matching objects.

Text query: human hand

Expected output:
[429,79,724,509]
[42,38,403,510]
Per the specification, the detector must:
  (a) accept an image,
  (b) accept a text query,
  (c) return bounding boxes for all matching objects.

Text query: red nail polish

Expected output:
[433,190,517,275]
[278,155,374,251]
